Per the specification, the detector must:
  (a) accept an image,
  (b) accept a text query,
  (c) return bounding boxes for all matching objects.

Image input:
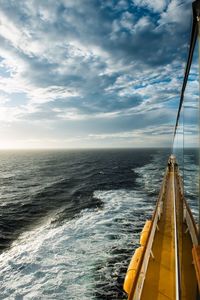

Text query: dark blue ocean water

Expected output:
[0,148,198,299]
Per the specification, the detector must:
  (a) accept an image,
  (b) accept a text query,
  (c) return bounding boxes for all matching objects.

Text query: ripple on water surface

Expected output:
[0,149,198,299]
[0,189,155,300]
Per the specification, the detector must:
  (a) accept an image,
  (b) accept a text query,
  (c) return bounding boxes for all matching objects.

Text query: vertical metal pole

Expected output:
[183,95,184,192]
[196,7,200,300]
[192,2,200,299]
[197,15,200,245]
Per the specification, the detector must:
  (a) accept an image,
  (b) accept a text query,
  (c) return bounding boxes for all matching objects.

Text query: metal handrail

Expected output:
[128,170,168,300]
[172,164,181,300]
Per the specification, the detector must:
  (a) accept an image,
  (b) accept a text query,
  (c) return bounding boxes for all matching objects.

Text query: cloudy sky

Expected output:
[0,0,198,149]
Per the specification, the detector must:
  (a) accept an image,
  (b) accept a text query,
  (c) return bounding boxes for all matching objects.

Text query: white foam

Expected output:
[135,161,164,195]
[0,189,153,299]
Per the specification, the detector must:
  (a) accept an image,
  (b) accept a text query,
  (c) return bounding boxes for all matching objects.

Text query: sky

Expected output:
[0,0,198,149]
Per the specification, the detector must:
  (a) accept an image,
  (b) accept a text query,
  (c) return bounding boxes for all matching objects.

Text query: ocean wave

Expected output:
[0,189,155,300]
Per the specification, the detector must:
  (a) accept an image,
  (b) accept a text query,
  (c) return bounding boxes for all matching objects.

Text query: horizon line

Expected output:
[0,146,197,151]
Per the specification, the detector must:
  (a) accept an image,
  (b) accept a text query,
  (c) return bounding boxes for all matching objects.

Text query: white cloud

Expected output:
[0,106,24,122]
[0,12,28,50]
[0,0,195,148]
[134,16,152,31]
[133,0,169,12]
[0,93,10,104]
[28,86,80,104]
[159,0,191,27]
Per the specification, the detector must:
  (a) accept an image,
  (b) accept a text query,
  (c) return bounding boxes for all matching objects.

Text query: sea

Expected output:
[0,148,198,300]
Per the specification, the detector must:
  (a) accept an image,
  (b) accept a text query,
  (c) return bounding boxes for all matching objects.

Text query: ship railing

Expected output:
[173,163,199,299]
[184,197,199,246]
[128,169,168,300]
[176,172,198,246]
[172,163,181,300]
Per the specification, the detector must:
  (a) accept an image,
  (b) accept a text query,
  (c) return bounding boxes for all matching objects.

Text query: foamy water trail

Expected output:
[0,189,155,299]
[0,150,176,299]
[0,150,198,299]
[135,161,165,195]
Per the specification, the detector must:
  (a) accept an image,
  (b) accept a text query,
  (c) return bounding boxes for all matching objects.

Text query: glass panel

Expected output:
[173,43,199,224]
[173,106,184,176]
[173,41,199,296]
[183,43,199,223]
